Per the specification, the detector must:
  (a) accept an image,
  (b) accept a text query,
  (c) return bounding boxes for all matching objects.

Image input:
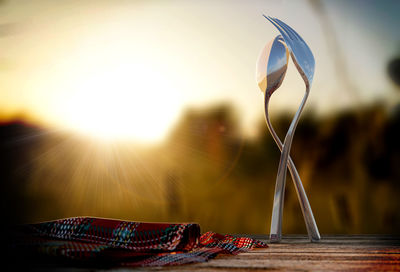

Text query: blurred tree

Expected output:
[388,58,400,87]
[0,121,60,228]
[1,101,400,234]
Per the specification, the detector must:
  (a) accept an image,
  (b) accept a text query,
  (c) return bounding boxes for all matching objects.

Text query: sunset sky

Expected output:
[1,0,399,142]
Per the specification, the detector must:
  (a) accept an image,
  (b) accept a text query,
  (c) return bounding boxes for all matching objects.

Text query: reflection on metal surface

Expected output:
[256,35,289,97]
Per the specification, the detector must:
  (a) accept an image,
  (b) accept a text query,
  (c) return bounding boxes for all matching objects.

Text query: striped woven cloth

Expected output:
[9,217,267,267]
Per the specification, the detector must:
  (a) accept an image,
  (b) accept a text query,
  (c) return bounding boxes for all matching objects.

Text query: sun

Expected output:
[57,63,182,143]
[24,16,189,143]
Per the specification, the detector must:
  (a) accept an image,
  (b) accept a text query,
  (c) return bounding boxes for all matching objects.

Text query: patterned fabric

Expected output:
[9,217,267,267]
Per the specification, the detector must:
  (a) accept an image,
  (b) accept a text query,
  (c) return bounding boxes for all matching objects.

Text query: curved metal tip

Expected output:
[262,14,273,23]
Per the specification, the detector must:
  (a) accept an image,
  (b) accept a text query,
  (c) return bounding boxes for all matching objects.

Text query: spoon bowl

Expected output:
[256,35,289,97]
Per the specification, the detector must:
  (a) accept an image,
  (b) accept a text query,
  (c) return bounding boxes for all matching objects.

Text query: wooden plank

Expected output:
[31,236,400,271]
[138,235,400,272]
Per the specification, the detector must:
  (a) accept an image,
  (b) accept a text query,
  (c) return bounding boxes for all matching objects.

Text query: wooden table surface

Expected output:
[137,235,400,272]
[31,235,400,271]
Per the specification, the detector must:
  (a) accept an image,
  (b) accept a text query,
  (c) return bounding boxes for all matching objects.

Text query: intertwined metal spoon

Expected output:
[256,16,320,242]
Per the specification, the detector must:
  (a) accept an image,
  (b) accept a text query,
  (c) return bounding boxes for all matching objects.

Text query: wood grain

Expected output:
[141,235,400,272]
[32,235,400,271]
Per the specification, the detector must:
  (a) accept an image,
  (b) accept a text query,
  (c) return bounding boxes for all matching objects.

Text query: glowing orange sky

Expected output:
[0,0,399,142]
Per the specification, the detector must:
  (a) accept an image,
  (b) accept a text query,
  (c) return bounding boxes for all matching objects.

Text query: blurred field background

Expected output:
[1,0,400,235]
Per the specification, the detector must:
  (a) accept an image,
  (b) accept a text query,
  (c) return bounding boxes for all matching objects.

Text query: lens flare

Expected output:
[56,63,182,143]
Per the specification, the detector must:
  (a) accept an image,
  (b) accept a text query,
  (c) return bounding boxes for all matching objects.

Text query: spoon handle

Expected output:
[269,89,312,242]
[264,94,320,242]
